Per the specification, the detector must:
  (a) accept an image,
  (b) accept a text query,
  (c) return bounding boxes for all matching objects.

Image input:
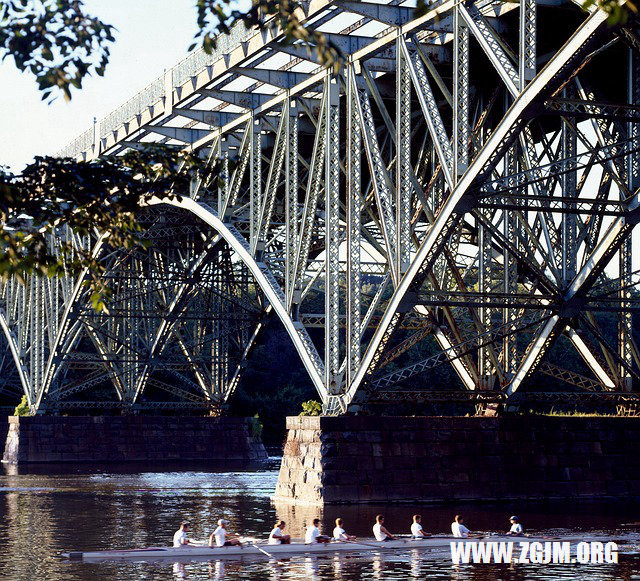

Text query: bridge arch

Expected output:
[145,196,326,401]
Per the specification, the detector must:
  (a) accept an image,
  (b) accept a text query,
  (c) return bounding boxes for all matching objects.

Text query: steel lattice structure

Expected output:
[2,0,639,415]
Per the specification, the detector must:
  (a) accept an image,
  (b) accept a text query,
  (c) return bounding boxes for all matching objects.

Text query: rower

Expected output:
[269,520,291,544]
[333,518,356,542]
[373,514,396,541]
[173,521,192,547]
[411,514,428,538]
[305,518,331,544]
[209,519,242,547]
[451,514,470,538]
[507,515,524,536]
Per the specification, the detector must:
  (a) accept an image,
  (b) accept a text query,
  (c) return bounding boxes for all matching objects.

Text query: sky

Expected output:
[0,0,201,172]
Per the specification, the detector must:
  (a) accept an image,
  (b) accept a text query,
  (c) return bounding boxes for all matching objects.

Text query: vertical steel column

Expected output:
[346,65,362,389]
[396,37,412,275]
[619,47,638,391]
[325,76,341,395]
[250,117,262,253]
[561,87,577,284]
[285,100,299,308]
[519,0,537,90]
[503,146,519,378]
[218,140,229,215]
[478,209,493,388]
[29,275,44,407]
[454,8,469,178]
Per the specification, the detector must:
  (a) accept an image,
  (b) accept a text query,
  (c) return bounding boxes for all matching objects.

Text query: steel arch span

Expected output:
[9,0,639,415]
[0,210,277,414]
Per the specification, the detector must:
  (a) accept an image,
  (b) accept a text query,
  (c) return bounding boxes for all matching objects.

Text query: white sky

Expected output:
[0,0,200,172]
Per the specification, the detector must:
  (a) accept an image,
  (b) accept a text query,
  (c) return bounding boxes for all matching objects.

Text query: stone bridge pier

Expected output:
[274,416,640,505]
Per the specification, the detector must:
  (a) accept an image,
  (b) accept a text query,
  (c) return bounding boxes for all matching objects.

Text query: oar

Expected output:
[343,539,392,549]
[251,542,287,565]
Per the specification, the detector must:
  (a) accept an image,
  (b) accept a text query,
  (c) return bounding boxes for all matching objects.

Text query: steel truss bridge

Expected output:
[2,0,640,415]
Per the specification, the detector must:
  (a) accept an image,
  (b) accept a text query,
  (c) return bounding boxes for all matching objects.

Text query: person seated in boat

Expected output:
[506,515,524,536]
[209,519,242,547]
[411,514,429,539]
[173,521,193,547]
[269,520,291,544]
[333,518,356,542]
[305,518,331,544]
[451,514,471,538]
[373,514,396,541]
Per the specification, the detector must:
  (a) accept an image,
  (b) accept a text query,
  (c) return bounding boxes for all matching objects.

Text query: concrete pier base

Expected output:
[2,416,268,464]
[274,416,640,505]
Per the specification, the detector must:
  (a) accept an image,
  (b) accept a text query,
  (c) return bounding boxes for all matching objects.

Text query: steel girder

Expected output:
[0,210,267,413]
[38,0,640,415]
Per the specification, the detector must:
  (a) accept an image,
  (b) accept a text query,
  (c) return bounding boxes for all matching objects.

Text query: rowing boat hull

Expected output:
[62,535,597,561]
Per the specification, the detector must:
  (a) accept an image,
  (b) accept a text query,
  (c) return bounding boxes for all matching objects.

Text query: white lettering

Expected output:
[492,542,514,563]
[552,541,571,563]
[590,541,604,564]
[450,542,472,564]
[530,541,544,564]
[471,541,493,563]
[518,541,530,564]
[604,542,618,564]
[576,541,590,564]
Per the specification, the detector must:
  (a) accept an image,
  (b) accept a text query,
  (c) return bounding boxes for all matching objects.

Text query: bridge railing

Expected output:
[101,75,165,139]
[56,129,94,159]
[56,21,254,159]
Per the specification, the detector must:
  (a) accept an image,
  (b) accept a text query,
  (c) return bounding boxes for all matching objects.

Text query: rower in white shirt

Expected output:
[173,522,193,547]
[507,515,524,536]
[268,520,291,544]
[209,519,242,547]
[333,518,356,541]
[411,514,428,538]
[305,518,331,544]
[373,514,396,541]
[451,514,471,538]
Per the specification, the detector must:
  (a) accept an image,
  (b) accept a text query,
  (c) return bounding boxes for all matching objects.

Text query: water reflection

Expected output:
[0,464,639,580]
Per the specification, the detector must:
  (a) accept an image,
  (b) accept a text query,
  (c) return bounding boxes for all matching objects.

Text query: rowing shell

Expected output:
[61,535,600,562]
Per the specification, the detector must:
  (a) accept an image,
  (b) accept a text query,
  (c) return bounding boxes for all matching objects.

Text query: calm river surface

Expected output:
[1,459,640,580]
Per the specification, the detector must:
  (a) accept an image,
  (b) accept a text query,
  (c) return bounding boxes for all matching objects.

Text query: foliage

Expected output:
[13,395,30,416]
[5,0,633,103]
[535,409,617,417]
[192,0,341,72]
[250,413,263,439]
[0,0,115,101]
[582,0,637,23]
[0,146,205,308]
[299,400,322,416]
[228,322,316,443]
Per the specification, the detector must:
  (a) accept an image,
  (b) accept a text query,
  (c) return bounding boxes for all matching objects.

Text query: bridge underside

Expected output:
[4,0,640,415]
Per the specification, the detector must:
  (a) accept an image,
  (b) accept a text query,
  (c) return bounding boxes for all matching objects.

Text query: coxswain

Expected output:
[507,515,524,536]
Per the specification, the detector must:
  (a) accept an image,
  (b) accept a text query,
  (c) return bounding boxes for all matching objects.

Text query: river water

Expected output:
[1,459,640,580]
